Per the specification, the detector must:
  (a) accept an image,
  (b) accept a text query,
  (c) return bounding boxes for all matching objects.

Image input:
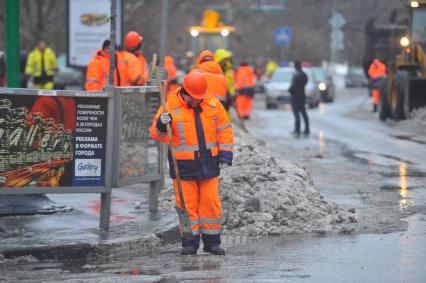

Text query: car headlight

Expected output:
[318,82,327,91]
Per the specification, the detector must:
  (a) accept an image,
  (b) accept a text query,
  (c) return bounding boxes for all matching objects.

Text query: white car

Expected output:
[264,67,320,109]
[264,67,293,109]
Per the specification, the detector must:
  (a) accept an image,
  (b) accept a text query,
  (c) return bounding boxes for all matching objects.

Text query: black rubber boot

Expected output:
[203,245,225,256]
[303,129,310,136]
[292,131,301,138]
[181,246,197,255]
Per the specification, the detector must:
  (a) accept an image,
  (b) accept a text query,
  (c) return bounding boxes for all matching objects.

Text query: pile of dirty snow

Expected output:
[401,107,426,127]
[158,128,358,236]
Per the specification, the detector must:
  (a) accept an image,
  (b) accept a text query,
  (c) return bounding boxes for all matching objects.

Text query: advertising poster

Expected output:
[119,93,160,180]
[67,0,122,68]
[0,95,107,188]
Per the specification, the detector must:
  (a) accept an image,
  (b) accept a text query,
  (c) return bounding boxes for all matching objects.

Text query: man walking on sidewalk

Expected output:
[289,60,310,137]
[150,72,233,255]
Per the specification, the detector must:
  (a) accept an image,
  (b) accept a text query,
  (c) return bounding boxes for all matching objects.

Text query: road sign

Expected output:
[329,12,346,29]
[330,29,345,50]
[275,27,292,46]
[329,12,346,51]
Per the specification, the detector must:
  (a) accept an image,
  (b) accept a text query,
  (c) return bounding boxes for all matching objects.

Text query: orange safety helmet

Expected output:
[124,31,143,50]
[196,50,215,66]
[182,71,207,99]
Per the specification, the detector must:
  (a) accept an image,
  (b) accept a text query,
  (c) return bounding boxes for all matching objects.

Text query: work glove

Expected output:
[156,112,172,133]
[160,112,172,124]
[219,162,230,169]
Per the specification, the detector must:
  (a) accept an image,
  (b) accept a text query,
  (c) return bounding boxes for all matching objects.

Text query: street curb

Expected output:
[0,226,180,262]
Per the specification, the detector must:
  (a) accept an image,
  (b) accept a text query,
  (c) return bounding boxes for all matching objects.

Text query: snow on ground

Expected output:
[400,107,426,127]
[159,127,358,236]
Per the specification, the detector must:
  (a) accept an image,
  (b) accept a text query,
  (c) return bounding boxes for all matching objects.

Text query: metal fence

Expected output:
[0,73,167,230]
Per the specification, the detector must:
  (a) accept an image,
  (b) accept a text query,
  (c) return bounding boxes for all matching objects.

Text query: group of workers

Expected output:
[83,32,260,121]
[85,31,147,90]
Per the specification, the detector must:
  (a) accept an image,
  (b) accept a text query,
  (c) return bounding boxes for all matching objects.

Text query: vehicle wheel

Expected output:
[266,103,276,109]
[389,71,408,120]
[378,77,391,121]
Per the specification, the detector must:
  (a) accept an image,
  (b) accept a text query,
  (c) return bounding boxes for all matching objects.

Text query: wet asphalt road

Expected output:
[1,88,426,282]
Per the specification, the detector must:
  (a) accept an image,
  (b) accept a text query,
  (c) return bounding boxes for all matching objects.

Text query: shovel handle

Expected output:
[155,69,187,211]
[146,53,158,83]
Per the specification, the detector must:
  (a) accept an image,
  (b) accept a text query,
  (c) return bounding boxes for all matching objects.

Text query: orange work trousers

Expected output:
[173,176,222,236]
[236,95,253,118]
[372,89,380,105]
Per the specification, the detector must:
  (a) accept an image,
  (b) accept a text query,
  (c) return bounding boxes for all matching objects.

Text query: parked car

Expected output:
[264,67,293,109]
[264,67,320,109]
[54,68,84,90]
[345,67,368,88]
[54,54,84,90]
[310,66,335,102]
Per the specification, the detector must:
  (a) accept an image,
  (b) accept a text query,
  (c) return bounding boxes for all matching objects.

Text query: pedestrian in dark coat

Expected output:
[288,60,310,137]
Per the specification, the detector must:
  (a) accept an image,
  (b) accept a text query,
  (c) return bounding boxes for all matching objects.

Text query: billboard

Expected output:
[0,94,108,188]
[67,0,122,68]
[119,91,161,183]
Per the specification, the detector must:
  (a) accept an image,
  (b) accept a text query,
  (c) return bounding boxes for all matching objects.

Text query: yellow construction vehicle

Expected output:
[187,10,236,56]
[379,0,426,120]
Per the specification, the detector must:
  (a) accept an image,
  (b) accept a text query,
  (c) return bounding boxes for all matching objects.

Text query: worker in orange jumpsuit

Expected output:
[150,71,233,256]
[368,58,387,112]
[196,60,229,110]
[124,31,147,85]
[235,62,256,119]
[164,55,179,99]
[85,40,143,90]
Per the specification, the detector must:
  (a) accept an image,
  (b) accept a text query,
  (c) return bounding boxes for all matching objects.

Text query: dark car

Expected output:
[345,67,368,88]
[311,67,335,102]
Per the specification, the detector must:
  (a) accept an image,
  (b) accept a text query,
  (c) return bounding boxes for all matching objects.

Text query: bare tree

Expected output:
[20,0,66,49]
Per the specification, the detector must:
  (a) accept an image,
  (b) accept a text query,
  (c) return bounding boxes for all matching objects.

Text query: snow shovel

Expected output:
[156,69,194,240]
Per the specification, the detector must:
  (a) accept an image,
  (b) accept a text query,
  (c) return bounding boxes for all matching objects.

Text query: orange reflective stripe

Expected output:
[200,217,221,224]
[217,123,231,131]
[200,228,221,235]
[218,143,233,150]
[176,121,187,146]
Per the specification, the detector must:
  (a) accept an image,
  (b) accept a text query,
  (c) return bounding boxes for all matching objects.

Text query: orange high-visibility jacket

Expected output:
[197,61,228,103]
[235,65,256,90]
[85,50,138,90]
[165,55,179,97]
[123,51,145,86]
[368,59,387,79]
[150,88,233,179]
[85,50,109,91]
[136,53,148,84]
[165,55,177,81]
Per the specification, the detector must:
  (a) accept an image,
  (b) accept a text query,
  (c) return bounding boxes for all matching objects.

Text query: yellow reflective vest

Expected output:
[25,47,58,77]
